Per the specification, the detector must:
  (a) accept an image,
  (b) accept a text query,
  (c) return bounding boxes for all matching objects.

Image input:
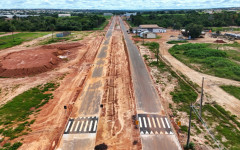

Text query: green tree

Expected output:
[49,24,55,40]
[9,25,16,42]
[185,23,203,39]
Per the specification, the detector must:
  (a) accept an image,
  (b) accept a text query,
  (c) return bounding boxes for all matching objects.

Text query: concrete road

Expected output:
[119,17,182,150]
[57,17,116,150]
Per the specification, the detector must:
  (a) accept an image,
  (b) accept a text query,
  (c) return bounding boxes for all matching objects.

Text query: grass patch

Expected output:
[220,85,240,100]
[224,50,240,62]
[143,42,240,149]
[0,82,58,141]
[167,40,188,44]
[0,32,6,35]
[203,104,240,149]
[0,32,49,50]
[224,42,240,48]
[169,43,240,81]
[211,27,240,32]
[42,37,70,45]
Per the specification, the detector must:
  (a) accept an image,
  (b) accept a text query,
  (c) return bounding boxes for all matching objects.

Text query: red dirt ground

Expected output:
[0,43,81,77]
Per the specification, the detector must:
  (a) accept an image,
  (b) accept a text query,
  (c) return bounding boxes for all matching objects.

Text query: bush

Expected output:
[184,142,195,150]
[95,143,108,150]
[167,40,188,44]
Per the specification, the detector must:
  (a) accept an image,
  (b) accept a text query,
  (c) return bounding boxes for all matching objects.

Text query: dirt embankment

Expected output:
[95,22,141,149]
[0,43,81,78]
[18,33,104,150]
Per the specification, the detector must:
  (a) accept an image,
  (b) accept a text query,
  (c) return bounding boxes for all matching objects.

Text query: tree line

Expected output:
[0,14,106,32]
[130,11,240,29]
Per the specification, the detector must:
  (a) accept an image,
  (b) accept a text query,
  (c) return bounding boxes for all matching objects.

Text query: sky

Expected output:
[0,0,239,10]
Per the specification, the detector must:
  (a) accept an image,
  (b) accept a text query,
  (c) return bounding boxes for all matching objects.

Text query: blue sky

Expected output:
[0,0,239,10]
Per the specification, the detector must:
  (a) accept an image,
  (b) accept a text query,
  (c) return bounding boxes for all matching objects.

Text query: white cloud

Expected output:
[0,0,238,9]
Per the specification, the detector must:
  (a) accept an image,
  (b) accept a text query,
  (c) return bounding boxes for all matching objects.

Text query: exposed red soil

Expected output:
[17,33,104,150]
[95,19,141,150]
[0,43,82,77]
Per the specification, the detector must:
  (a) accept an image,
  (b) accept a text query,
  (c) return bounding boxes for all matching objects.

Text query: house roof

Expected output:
[139,24,160,29]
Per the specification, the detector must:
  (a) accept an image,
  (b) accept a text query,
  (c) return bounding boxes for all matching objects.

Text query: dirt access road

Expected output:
[158,30,240,118]
[95,18,141,150]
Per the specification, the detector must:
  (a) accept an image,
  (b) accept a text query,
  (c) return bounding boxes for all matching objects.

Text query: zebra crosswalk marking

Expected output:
[75,121,80,132]
[147,117,152,128]
[165,118,170,128]
[89,120,93,132]
[139,117,143,128]
[143,117,147,128]
[93,120,98,131]
[79,120,84,132]
[156,117,161,128]
[161,118,166,128]
[70,121,76,132]
[152,117,156,128]
[65,121,72,132]
[84,120,89,132]
[138,114,173,135]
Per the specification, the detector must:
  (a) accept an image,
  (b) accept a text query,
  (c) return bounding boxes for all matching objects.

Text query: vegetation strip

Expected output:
[0,82,58,149]
[143,42,240,149]
[169,43,240,81]
[0,32,49,50]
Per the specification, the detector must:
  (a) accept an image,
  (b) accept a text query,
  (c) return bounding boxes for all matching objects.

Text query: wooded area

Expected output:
[130,11,240,29]
[0,14,106,31]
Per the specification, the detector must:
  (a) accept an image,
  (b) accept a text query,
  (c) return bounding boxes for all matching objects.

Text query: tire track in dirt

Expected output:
[95,19,141,150]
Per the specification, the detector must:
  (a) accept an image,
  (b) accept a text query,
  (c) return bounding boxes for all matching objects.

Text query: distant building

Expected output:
[142,32,157,39]
[58,14,71,17]
[103,13,113,16]
[124,12,137,17]
[123,12,137,20]
[136,24,166,33]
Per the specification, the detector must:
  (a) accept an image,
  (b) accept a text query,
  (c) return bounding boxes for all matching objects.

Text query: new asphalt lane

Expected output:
[119,17,182,150]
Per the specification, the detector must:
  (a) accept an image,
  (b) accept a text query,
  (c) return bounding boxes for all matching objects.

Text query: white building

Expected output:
[132,24,166,34]
[58,14,71,17]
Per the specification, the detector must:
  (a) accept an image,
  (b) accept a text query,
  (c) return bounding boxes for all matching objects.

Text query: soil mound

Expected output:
[0,43,82,77]
[42,43,82,50]
[214,40,226,43]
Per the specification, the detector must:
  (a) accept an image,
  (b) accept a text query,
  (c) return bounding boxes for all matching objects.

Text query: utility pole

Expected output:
[200,77,204,119]
[186,103,192,148]
[156,47,159,64]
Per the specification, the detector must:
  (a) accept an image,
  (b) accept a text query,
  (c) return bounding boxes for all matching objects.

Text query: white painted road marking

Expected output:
[143,117,147,128]
[89,120,93,131]
[93,120,98,131]
[65,121,72,132]
[165,118,170,128]
[139,117,143,128]
[152,117,156,128]
[161,118,166,128]
[79,120,84,132]
[70,121,76,132]
[147,117,152,128]
[75,121,80,132]
[156,117,161,128]
[84,120,89,132]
